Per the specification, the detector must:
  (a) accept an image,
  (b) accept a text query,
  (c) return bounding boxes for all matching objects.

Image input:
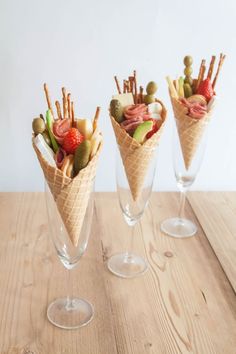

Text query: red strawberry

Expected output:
[197,78,214,102]
[62,128,84,154]
[146,119,162,139]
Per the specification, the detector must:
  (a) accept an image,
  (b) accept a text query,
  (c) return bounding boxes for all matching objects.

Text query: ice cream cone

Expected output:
[170,96,212,169]
[33,140,102,247]
[110,99,167,201]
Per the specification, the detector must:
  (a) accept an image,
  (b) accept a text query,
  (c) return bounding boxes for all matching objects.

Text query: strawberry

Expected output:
[197,78,214,102]
[62,128,84,154]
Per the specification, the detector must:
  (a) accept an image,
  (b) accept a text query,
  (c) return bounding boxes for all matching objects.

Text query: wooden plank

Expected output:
[188,192,236,293]
[96,192,236,354]
[0,192,117,354]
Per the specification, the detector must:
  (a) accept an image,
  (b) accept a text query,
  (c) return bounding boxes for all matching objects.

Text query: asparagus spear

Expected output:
[46,109,59,153]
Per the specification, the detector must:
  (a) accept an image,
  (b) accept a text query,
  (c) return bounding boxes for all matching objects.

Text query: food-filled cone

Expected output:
[170,96,211,169]
[110,99,167,201]
[33,141,102,247]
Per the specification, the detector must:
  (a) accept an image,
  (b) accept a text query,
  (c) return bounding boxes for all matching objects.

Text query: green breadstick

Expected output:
[46,109,59,153]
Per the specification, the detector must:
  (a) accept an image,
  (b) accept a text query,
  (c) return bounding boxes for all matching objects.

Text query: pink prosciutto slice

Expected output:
[124,104,151,120]
[53,118,71,144]
[180,98,207,119]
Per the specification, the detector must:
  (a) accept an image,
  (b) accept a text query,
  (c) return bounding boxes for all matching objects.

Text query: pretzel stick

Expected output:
[123,80,126,93]
[62,87,67,119]
[55,101,62,120]
[207,55,216,80]
[129,76,134,95]
[71,101,76,127]
[67,93,71,119]
[139,86,143,103]
[93,107,101,132]
[133,70,137,104]
[196,59,206,91]
[212,53,226,90]
[43,83,54,119]
[126,80,130,93]
[114,76,121,94]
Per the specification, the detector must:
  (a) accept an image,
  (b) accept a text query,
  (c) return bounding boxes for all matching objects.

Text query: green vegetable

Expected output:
[143,94,155,104]
[183,55,193,66]
[133,121,153,144]
[183,83,193,98]
[74,140,91,175]
[146,81,158,95]
[110,99,124,123]
[46,109,59,153]
[178,77,185,97]
[32,117,46,135]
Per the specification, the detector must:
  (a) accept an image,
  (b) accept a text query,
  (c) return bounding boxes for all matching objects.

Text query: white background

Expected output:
[0,0,235,192]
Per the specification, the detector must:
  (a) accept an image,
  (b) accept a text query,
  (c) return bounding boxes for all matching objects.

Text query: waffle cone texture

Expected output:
[33,141,102,247]
[110,99,167,201]
[170,95,212,170]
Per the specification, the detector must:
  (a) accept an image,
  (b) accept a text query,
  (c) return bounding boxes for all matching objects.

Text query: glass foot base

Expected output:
[47,297,94,329]
[107,253,148,278]
[161,217,197,238]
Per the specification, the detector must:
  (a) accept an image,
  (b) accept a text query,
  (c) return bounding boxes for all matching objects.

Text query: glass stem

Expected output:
[178,189,186,220]
[66,268,73,310]
[126,224,136,260]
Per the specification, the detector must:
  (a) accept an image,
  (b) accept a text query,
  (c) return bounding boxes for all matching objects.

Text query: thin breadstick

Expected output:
[71,101,75,127]
[212,53,226,89]
[139,86,144,103]
[196,60,206,91]
[43,83,54,119]
[67,93,71,119]
[129,76,134,95]
[62,87,67,119]
[133,70,137,104]
[93,106,101,132]
[55,101,62,120]
[207,55,216,80]
[114,76,121,94]
[123,80,126,93]
[126,80,130,93]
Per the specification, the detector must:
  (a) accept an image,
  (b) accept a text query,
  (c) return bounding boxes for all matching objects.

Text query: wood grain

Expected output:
[0,193,117,354]
[0,192,235,354]
[188,192,236,293]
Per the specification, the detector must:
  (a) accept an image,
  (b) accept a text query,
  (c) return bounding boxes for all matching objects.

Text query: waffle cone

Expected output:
[110,99,167,201]
[170,96,212,169]
[33,140,102,247]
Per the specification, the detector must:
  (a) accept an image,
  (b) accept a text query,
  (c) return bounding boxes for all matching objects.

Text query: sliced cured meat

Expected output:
[55,148,67,168]
[124,104,150,120]
[179,98,207,119]
[53,118,71,144]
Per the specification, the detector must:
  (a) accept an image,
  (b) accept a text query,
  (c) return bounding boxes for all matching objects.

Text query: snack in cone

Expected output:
[110,72,167,200]
[32,85,103,247]
[167,53,225,169]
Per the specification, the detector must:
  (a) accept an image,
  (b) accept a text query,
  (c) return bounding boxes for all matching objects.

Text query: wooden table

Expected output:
[0,192,236,354]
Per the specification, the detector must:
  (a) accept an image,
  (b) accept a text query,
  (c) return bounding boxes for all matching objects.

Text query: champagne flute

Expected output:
[45,181,94,329]
[107,147,157,278]
[161,116,209,238]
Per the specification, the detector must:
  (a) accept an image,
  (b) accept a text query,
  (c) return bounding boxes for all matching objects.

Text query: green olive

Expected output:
[184,76,193,86]
[184,67,193,76]
[144,94,155,104]
[32,117,46,135]
[42,131,52,146]
[183,56,193,66]
[146,81,158,95]
[183,83,193,98]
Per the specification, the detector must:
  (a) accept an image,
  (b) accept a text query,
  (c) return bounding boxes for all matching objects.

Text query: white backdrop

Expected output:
[0,0,235,191]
